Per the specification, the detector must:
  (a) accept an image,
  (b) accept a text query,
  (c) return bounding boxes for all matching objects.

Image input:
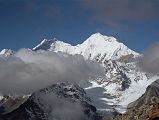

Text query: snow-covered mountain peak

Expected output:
[0,33,157,116]
[78,33,138,60]
[33,33,139,60]
[85,32,117,44]
[0,49,14,56]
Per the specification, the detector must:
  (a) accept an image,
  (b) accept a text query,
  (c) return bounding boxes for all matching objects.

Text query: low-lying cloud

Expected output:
[138,42,159,74]
[40,94,87,120]
[0,49,104,95]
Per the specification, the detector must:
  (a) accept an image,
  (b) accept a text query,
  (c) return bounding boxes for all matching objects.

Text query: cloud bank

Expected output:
[0,49,104,95]
[139,43,159,74]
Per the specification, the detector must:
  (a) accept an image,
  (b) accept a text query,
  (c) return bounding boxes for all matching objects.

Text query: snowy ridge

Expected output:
[33,33,154,113]
[0,33,157,115]
[0,49,14,56]
[33,33,139,60]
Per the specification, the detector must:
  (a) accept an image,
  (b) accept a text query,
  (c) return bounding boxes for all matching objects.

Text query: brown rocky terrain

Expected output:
[103,80,159,120]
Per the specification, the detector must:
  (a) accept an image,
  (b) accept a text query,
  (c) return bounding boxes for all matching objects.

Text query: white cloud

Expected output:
[0,49,104,95]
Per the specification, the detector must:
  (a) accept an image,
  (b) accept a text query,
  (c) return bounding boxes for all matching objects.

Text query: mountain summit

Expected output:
[33,33,154,113]
[33,33,138,60]
[0,33,157,116]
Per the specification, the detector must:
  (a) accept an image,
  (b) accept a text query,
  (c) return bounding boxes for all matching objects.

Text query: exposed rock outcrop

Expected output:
[107,79,159,120]
[0,82,101,120]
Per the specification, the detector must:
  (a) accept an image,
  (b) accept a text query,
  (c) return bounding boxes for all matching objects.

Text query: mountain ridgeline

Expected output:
[32,33,153,112]
[0,33,158,120]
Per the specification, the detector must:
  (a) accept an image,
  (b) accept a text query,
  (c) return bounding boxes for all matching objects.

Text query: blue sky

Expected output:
[0,0,159,53]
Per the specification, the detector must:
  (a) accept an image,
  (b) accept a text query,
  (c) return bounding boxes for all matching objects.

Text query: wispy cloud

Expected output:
[41,94,87,120]
[25,1,61,19]
[138,42,159,74]
[82,0,159,28]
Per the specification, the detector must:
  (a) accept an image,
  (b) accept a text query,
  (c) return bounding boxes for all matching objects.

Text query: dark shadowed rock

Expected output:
[0,82,102,120]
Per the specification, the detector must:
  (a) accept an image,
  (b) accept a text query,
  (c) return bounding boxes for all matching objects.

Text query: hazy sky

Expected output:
[0,0,159,52]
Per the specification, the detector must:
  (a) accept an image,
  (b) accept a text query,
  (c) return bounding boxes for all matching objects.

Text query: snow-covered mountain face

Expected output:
[33,33,158,113]
[33,33,138,60]
[0,33,157,115]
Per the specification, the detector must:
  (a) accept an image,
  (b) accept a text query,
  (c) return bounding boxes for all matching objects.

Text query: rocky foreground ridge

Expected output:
[0,80,159,120]
[0,82,101,120]
[105,79,159,120]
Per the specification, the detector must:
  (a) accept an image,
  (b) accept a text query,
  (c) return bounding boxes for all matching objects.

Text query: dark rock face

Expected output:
[0,82,101,120]
[33,39,56,51]
[128,79,159,109]
[109,79,159,120]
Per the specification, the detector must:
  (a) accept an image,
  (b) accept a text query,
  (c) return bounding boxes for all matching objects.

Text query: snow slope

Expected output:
[33,33,139,60]
[33,33,158,113]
